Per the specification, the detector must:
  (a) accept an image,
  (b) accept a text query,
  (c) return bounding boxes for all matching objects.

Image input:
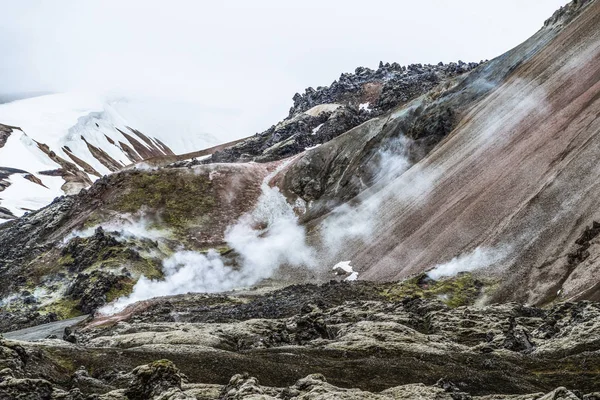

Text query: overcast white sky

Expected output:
[1,0,569,141]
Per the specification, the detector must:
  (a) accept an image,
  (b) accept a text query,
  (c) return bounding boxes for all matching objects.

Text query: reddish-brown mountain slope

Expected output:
[311,0,600,304]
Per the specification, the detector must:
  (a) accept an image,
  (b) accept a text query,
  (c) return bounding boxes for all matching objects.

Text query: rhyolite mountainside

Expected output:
[1,0,600,399]
[0,54,486,330]
[278,0,600,306]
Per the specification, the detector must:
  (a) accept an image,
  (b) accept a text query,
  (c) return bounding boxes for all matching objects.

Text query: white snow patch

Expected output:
[311,124,324,135]
[359,102,371,112]
[193,154,211,163]
[0,93,115,175]
[333,261,354,273]
[333,260,359,281]
[0,130,59,173]
[346,272,359,281]
[305,144,321,151]
[0,173,63,217]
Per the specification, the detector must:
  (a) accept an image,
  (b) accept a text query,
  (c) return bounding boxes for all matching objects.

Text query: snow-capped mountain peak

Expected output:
[0,93,200,219]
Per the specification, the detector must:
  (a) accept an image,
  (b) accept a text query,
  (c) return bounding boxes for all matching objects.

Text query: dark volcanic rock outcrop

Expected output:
[208,104,367,164]
[288,61,479,117]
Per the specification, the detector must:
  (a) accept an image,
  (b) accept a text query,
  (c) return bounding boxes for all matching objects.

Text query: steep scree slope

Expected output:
[279,0,600,305]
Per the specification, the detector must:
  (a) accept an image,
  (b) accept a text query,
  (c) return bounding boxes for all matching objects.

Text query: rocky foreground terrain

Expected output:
[1,279,599,399]
[1,0,600,398]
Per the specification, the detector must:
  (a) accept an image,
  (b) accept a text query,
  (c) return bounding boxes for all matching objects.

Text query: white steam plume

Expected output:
[322,77,548,260]
[100,76,550,314]
[64,216,167,243]
[426,246,509,280]
[100,164,315,315]
[321,134,436,254]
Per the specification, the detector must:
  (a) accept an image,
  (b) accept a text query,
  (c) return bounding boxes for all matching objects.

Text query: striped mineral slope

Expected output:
[307,0,600,305]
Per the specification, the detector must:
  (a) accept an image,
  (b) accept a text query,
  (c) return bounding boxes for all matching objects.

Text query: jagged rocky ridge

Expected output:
[189,61,479,165]
[288,61,480,116]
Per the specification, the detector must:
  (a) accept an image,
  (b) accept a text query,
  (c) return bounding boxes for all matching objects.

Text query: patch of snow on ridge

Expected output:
[0,130,58,173]
[0,93,112,173]
[359,102,371,112]
[333,261,353,273]
[346,272,359,281]
[0,92,191,178]
[0,173,64,217]
[311,124,324,135]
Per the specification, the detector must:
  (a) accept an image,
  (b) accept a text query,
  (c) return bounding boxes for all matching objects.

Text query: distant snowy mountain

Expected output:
[0,93,225,219]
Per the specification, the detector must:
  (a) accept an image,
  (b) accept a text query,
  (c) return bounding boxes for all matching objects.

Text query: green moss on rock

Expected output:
[383,273,485,308]
[105,279,136,303]
[113,171,215,231]
[39,298,83,320]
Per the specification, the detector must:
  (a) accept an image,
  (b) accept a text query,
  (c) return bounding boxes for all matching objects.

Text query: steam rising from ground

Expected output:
[322,78,547,270]
[321,134,437,254]
[99,77,549,314]
[64,217,166,243]
[426,246,510,280]
[98,124,476,315]
[99,136,418,315]
[100,165,315,314]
